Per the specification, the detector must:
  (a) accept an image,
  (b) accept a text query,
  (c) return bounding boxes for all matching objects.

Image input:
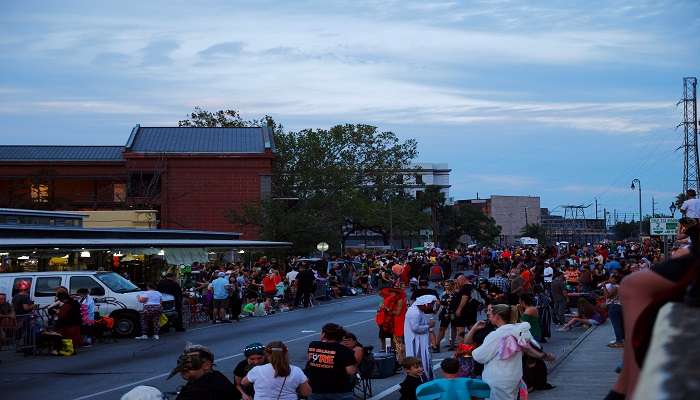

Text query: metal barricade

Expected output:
[14,314,38,355]
[314,279,330,300]
[0,316,17,351]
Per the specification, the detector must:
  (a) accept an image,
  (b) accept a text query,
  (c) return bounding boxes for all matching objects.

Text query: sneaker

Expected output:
[135,335,149,340]
[153,335,159,340]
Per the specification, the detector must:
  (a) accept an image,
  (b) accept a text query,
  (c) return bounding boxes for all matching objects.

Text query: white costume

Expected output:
[404,295,437,380]
[472,322,532,400]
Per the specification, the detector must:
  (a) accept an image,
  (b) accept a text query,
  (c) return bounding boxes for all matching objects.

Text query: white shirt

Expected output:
[681,198,700,218]
[246,363,307,400]
[543,266,554,283]
[141,290,162,306]
[286,270,299,282]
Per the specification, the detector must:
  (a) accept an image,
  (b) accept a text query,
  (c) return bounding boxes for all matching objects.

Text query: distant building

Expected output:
[457,195,541,245]
[0,125,276,238]
[402,163,452,203]
[540,208,610,244]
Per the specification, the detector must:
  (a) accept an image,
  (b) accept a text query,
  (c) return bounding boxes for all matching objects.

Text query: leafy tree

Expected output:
[442,205,501,247]
[183,108,423,253]
[520,223,548,244]
[675,192,688,210]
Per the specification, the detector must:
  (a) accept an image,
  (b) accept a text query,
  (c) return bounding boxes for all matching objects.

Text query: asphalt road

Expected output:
[0,294,385,400]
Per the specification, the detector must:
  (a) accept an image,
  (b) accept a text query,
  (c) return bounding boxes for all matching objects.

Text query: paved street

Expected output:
[1,293,622,400]
[0,295,386,400]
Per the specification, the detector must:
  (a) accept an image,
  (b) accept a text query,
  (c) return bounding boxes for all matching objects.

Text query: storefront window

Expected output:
[30,183,49,203]
[95,272,140,293]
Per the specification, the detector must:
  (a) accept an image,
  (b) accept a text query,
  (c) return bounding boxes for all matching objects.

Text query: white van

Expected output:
[0,271,176,337]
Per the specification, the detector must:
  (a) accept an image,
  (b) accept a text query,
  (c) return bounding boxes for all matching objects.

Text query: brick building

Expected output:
[0,125,275,238]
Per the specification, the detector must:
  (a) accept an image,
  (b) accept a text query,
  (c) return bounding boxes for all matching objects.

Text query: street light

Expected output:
[631,179,642,236]
[670,203,677,218]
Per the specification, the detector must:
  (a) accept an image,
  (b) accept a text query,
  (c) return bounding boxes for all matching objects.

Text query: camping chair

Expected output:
[354,346,375,399]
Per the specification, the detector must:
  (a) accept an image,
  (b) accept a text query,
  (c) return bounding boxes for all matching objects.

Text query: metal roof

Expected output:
[125,126,275,154]
[0,146,124,161]
[0,238,292,249]
[0,208,87,219]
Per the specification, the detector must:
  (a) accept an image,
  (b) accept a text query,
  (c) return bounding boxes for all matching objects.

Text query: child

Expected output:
[440,357,461,378]
[399,357,425,400]
[454,343,476,378]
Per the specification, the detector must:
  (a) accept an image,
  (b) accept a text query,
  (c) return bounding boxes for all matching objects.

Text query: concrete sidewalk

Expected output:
[530,321,622,400]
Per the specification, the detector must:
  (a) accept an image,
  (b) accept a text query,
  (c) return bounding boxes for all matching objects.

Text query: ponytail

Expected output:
[265,341,290,377]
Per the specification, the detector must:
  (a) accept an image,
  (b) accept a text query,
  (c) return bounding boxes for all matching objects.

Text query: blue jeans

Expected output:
[309,393,355,400]
[608,303,624,343]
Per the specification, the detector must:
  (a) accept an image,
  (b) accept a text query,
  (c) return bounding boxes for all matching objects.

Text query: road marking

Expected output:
[70,316,376,400]
[354,309,378,313]
[301,330,316,333]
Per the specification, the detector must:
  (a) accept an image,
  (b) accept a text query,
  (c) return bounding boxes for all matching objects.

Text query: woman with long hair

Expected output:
[242,341,312,400]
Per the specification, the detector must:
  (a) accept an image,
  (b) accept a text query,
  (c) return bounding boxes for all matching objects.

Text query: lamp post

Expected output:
[631,179,642,236]
[670,203,677,218]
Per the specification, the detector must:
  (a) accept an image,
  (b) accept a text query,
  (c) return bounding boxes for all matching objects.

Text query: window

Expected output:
[70,276,104,296]
[95,272,139,293]
[12,277,33,297]
[30,183,49,203]
[34,276,62,297]
[415,174,424,185]
[113,183,127,202]
[260,175,272,199]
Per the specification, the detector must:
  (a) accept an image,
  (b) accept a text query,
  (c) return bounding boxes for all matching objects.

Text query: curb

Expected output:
[550,325,597,373]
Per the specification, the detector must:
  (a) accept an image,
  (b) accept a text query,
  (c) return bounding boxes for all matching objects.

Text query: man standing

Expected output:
[295,265,316,308]
[542,263,554,293]
[306,323,357,400]
[681,189,700,219]
[551,270,568,325]
[158,273,185,332]
[211,272,230,323]
[453,275,478,341]
[404,295,438,380]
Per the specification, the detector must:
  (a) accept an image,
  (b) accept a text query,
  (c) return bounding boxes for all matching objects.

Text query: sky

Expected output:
[1,0,699,221]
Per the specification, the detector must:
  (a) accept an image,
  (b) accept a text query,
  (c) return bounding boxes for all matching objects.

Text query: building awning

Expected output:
[0,238,292,249]
[163,248,209,265]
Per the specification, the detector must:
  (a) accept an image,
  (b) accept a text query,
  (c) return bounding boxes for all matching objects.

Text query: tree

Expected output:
[675,192,688,210]
[613,221,638,240]
[520,223,548,244]
[442,205,501,247]
[185,108,423,253]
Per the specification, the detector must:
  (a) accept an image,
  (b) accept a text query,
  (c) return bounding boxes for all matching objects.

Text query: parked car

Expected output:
[0,271,176,337]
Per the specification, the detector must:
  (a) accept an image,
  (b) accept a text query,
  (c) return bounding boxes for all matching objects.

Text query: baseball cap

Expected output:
[244,342,265,357]
[167,345,214,380]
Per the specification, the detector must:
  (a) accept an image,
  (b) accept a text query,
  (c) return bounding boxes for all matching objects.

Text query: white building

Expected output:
[402,163,452,203]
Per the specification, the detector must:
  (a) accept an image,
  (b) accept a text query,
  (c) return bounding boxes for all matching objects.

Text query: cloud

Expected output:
[2,100,168,115]
[198,41,245,58]
[92,51,131,66]
[457,174,540,187]
[140,39,179,66]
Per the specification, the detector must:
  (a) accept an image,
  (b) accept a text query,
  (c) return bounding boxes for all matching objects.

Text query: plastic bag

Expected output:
[59,339,75,356]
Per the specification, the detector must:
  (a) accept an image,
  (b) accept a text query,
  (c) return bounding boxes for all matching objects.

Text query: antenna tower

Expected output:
[681,77,699,192]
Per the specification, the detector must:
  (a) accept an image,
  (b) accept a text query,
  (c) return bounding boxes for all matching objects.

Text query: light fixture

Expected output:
[238,250,245,254]
[0,252,8,256]
[114,251,124,257]
[53,247,60,250]
[18,255,30,260]
[80,251,91,258]
[158,249,165,256]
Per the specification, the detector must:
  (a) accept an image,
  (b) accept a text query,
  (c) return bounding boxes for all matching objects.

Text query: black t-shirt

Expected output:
[306,340,356,393]
[410,287,439,301]
[233,359,264,399]
[176,370,237,400]
[472,321,497,376]
[456,285,478,323]
[0,302,13,315]
[12,293,32,315]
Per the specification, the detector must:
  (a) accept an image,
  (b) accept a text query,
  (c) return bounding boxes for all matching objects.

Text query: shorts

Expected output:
[452,316,468,328]
[212,299,228,309]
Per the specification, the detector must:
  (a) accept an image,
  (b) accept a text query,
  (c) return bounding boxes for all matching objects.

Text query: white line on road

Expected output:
[301,330,316,333]
[70,316,376,400]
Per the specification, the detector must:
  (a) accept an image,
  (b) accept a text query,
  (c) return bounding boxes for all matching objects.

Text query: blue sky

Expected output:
[1,0,699,221]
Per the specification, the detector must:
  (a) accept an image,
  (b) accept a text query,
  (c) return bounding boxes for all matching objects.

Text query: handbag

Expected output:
[159,313,169,328]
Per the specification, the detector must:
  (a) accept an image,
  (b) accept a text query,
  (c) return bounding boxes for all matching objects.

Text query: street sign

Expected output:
[424,241,435,249]
[650,218,678,236]
[316,242,329,252]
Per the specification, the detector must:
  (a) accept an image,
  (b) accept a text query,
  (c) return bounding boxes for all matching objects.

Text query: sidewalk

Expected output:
[530,321,621,400]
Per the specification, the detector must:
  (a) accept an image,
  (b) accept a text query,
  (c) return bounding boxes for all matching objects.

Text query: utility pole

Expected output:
[652,197,657,217]
[603,207,607,229]
[595,198,598,220]
[681,77,699,192]
[524,206,529,225]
